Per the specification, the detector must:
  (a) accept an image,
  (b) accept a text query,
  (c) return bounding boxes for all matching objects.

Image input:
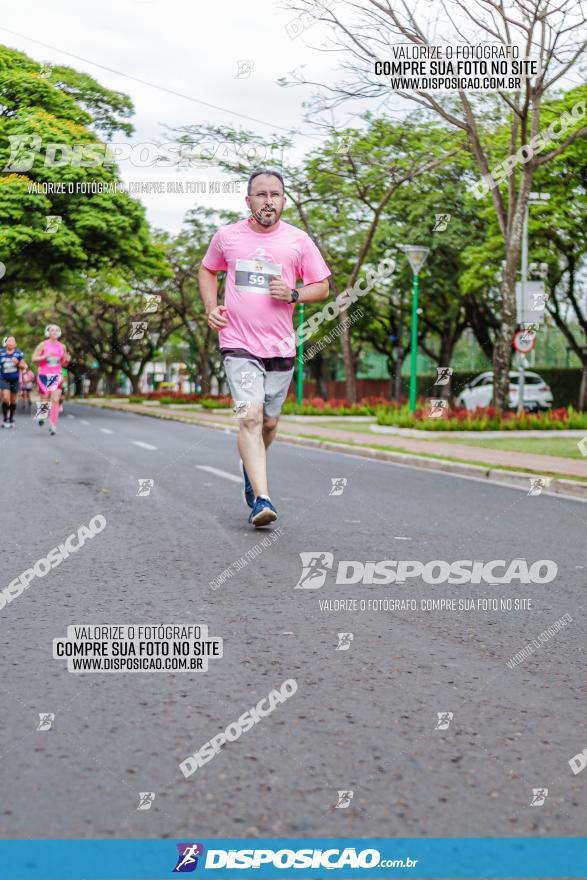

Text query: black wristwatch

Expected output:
[290,289,300,303]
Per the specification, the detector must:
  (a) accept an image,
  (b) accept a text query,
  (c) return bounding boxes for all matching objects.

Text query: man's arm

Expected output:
[298,279,329,303]
[199,265,229,331]
[269,277,330,303]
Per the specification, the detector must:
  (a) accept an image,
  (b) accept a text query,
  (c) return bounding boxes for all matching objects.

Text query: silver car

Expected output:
[455,371,553,411]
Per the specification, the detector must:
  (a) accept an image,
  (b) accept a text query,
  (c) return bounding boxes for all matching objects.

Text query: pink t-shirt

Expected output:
[202,218,331,357]
[38,340,65,375]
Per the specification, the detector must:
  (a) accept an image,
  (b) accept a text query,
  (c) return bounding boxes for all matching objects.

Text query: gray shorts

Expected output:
[223,356,294,419]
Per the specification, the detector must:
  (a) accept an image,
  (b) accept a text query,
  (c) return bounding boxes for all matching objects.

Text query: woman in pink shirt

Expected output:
[32,324,71,435]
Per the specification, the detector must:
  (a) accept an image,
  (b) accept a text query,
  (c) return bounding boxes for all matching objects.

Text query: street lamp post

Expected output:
[295,281,304,406]
[296,303,305,405]
[401,246,430,413]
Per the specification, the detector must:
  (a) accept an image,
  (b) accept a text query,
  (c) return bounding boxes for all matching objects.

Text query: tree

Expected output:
[285,0,587,407]
[0,45,165,294]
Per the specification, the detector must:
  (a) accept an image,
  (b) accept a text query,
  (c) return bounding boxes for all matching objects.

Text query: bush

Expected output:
[375,404,587,431]
[129,396,144,403]
[281,395,401,416]
[200,396,232,409]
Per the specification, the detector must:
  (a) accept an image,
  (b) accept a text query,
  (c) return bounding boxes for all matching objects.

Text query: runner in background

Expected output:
[0,336,26,428]
[19,364,35,410]
[32,324,71,435]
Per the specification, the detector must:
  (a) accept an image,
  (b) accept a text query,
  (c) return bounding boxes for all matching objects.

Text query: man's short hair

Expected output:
[247,169,285,195]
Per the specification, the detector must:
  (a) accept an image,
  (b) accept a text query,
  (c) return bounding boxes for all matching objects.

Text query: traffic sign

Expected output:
[513,329,536,354]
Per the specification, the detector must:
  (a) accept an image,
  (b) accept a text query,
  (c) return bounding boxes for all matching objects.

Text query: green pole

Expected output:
[409,273,419,413]
[296,303,305,405]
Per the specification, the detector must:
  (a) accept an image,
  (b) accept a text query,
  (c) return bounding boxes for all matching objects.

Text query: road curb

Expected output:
[77,399,587,500]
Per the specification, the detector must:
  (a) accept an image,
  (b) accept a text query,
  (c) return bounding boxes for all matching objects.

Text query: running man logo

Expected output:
[173,843,204,873]
[435,712,453,730]
[329,477,347,496]
[334,790,353,809]
[433,213,451,231]
[143,294,161,314]
[530,292,548,311]
[528,477,551,496]
[434,367,453,386]
[233,401,251,419]
[336,632,354,651]
[44,215,62,233]
[530,788,548,806]
[295,552,334,589]
[235,60,254,79]
[239,371,257,391]
[137,792,155,810]
[44,375,60,389]
[36,712,55,731]
[35,401,51,420]
[136,479,154,497]
[129,322,148,340]
[427,398,448,418]
[336,136,353,153]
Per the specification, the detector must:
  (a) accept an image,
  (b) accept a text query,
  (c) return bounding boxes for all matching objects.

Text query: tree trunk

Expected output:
[130,373,142,395]
[311,352,329,399]
[105,372,118,395]
[493,234,522,409]
[89,372,101,395]
[199,347,211,395]
[579,360,587,412]
[338,313,357,403]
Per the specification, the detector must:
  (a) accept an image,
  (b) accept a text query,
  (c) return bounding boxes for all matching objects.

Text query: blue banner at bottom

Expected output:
[0,838,585,879]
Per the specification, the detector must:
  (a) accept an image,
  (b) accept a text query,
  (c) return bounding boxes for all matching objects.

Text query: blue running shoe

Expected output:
[240,460,255,509]
[248,495,278,527]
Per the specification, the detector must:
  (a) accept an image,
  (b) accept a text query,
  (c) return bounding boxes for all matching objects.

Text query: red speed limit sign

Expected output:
[513,329,536,354]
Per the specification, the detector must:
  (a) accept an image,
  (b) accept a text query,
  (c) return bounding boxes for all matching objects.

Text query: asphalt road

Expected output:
[1,401,586,841]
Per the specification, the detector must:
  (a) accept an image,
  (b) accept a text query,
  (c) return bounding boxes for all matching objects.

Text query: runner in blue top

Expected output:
[0,336,26,428]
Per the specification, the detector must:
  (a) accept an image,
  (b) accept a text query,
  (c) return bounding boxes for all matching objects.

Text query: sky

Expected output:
[0,0,357,233]
[1,1,584,235]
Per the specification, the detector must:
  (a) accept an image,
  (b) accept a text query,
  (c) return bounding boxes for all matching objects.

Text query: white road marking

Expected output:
[66,414,75,419]
[100,428,114,435]
[196,465,241,483]
[132,440,158,450]
[394,536,411,540]
[80,420,89,426]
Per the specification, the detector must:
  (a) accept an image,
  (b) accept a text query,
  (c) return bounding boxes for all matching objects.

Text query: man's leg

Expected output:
[1,389,9,422]
[237,404,269,498]
[262,415,279,449]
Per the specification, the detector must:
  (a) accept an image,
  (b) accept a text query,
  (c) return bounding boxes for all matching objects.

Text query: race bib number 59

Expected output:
[235,259,283,295]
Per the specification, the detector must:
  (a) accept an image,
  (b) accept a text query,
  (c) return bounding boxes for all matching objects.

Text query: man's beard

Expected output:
[252,206,281,227]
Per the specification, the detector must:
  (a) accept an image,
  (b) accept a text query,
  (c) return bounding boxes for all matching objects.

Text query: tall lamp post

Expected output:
[296,281,304,405]
[401,246,430,413]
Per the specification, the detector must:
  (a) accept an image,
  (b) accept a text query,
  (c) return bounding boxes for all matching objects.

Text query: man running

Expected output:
[32,324,71,435]
[199,169,330,526]
[0,336,26,428]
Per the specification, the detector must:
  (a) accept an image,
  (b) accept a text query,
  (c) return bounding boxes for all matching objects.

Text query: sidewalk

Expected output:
[80,400,587,486]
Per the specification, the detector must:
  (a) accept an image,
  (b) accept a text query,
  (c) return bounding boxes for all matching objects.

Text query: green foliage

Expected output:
[0,44,165,292]
[375,404,587,430]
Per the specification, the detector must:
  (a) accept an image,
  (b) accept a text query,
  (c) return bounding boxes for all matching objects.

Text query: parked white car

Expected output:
[455,371,553,411]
